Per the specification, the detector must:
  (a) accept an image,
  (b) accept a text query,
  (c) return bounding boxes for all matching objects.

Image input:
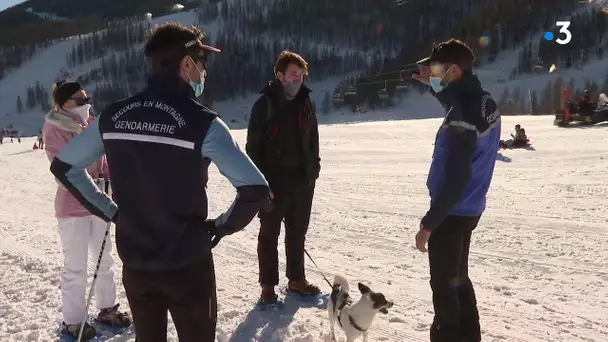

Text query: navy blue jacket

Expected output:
[421,74,501,231]
[50,74,269,270]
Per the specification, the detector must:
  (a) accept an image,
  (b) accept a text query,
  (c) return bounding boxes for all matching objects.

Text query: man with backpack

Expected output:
[246,50,321,308]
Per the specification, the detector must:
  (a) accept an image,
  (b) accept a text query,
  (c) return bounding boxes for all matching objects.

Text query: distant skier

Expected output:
[413,39,501,342]
[37,129,44,149]
[246,50,321,308]
[49,23,268,341]
[43,80,131,340]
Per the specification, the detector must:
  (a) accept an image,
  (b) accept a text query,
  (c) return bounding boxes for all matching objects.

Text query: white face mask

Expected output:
[73,104,91,122]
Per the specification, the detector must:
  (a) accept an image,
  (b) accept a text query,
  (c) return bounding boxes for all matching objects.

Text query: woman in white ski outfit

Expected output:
[42,80,131,340]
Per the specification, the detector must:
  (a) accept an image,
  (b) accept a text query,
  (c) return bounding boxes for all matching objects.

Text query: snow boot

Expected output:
[287,279,321,297]
[62,321,97,340]
[97,304,132,328]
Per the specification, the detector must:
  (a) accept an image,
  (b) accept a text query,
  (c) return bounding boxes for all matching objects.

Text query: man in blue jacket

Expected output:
[412,39,501,342]
[50,23,269,341]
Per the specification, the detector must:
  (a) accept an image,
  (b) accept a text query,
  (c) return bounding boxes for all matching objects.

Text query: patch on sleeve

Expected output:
[482,94,500,125]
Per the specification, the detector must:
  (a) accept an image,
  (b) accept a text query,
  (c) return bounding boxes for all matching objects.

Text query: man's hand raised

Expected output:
[412,64,431,85]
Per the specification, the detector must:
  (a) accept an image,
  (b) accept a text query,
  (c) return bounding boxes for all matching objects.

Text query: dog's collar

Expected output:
[348,315,367,332]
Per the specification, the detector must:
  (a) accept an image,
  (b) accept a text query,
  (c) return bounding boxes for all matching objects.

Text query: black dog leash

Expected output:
[304,248,333,288]
[275,217,332,288]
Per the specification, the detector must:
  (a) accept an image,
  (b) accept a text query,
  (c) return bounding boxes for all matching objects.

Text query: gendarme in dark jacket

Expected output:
[50,74,269,271]
[422,73,501,231]
[246,80,320,184]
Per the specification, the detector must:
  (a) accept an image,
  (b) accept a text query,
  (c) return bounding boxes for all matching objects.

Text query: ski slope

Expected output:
[0,115,607,341]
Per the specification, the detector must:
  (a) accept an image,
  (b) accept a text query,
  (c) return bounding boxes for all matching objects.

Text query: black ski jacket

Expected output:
[246,80,320,184]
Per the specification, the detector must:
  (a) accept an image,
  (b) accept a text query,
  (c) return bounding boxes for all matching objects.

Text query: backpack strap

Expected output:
[306,96,316,116]
[263,95,279,139]
[265,95,274,121]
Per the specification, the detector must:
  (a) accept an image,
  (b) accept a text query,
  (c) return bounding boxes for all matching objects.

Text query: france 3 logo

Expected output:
[544,21,572,45]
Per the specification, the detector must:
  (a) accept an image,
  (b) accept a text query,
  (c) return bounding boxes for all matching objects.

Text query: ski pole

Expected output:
[77,221,111,342]
[78,178,112,342]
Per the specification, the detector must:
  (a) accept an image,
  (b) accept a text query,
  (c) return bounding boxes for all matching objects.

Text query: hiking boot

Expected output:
[287,279,321,296]
[62,321,96,340]
[97,304,132,327]
[260,286,279,304]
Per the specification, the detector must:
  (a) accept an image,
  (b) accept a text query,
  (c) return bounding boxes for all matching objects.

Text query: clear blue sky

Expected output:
[0,0,25,11]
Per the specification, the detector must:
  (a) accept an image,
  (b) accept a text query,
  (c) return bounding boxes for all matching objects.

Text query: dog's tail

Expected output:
[332,274,349,292]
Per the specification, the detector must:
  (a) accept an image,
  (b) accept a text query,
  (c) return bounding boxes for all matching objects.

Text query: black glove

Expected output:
[203,219,225,248]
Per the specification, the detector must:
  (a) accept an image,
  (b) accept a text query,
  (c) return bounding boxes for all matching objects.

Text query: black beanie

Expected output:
[53,80,82,107]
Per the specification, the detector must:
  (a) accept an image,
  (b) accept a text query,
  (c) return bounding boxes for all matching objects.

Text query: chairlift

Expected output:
[378,81,390,100]
[533,59,544,73]
[333,92,344,104]
[395,70,408,92]
[345,86,357,97]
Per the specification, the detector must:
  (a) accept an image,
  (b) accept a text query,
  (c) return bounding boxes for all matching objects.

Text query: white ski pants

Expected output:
[58,215,116,325]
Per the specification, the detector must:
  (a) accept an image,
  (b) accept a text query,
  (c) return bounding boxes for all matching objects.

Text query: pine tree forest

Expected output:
[0,0,605,115]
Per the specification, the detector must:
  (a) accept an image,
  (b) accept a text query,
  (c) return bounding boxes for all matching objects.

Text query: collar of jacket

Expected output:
[260,79,311,104]
[147,73,196,99]
[44,108,86,133]
[434,73,482,104]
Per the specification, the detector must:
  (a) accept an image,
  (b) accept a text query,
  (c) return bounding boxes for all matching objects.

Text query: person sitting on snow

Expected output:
[514,128,527,144]
[510,124,521,139]
[500,127,528,149]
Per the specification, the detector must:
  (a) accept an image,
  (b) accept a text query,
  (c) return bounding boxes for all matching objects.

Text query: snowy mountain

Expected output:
[0,1,607,134]
[24,7,68,21]
[1,115,607,341]
[1,2,608,341]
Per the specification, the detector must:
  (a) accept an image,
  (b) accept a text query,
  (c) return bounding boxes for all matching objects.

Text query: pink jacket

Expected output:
[43,108,109,219]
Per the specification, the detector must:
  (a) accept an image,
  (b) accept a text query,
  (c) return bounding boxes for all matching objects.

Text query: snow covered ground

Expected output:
[0,115,607,341]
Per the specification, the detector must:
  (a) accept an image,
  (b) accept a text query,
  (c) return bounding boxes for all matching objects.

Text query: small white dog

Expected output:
[328,274,394,342]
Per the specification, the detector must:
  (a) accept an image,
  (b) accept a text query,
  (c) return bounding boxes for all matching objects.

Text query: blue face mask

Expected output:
[429,65,454,93]
[188,58,206,97]
[189,74,205,97]
[429,77,444,93]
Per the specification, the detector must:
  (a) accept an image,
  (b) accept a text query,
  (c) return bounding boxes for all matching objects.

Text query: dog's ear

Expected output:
[358,282,371,294]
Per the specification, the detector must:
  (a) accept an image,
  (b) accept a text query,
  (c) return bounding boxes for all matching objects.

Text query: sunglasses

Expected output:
[70,96,91,106]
